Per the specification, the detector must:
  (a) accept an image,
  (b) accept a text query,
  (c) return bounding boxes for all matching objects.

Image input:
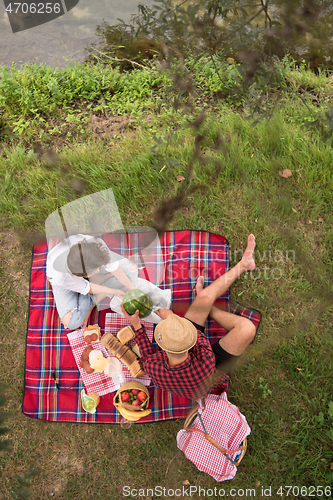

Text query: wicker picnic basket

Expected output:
[113,381,151,422]
[235,438,247,466]
[183,403,248,467]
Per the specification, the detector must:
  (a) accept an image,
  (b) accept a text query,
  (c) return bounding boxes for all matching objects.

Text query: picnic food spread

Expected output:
[122,288,153,318]
[79,316,149,417]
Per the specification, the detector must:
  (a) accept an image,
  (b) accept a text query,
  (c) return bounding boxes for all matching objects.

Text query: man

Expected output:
[121,234,257,400]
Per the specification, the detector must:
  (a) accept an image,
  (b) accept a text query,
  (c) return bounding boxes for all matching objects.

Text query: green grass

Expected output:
[0,58,333,499]
[1,55,332,144]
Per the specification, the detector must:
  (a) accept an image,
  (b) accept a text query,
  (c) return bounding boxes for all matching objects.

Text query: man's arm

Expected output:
[133,325,156,358]
[192,329,215,362]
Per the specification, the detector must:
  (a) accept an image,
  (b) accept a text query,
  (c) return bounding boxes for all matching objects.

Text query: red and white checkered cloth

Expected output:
[67,314,154,396]
[177,393,251,481]
[104,313,154,341]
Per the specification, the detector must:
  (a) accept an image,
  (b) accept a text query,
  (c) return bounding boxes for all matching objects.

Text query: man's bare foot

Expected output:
[241,234,256,271]
[195,276,205,294]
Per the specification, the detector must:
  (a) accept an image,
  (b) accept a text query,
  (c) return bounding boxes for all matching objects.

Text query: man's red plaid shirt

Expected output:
[134,325,216,400]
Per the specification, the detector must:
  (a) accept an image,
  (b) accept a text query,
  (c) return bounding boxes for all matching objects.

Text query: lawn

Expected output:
[0,57,332,499]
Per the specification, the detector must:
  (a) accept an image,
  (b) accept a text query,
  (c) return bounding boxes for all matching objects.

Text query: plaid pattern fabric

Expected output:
[177,392,251,481]
[23,230,261,423]
[135,327,216,400]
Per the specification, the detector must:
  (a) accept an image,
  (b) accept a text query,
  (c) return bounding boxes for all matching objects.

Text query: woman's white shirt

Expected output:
[46,234,120,295]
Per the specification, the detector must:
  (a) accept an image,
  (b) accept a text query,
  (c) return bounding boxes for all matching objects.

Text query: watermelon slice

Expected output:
[122,288,153,318]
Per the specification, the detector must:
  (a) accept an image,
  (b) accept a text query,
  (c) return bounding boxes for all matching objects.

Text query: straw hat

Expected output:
[154,315,197,354]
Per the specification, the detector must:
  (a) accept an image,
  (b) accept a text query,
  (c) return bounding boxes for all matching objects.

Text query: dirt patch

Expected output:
[69,458,84,476]
[0,108,138,156]
[89,114,135,139]
[48,477,67,497]
[0,228,30,299]
[33,112,137,150]
[0,228,20,252]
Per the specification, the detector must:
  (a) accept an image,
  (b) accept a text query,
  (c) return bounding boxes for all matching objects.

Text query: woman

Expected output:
[46,234,138,329]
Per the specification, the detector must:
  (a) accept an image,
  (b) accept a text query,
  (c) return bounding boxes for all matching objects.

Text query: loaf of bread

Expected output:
[131,344,141,358]
[101,333,145,378]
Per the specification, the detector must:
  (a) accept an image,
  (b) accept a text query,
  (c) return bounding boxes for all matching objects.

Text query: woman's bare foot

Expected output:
[195,276,205,294]
[241,234,256,271]
[81,304,96,329]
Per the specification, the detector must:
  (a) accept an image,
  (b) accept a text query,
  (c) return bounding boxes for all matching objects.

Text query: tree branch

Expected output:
[211,6,265,50]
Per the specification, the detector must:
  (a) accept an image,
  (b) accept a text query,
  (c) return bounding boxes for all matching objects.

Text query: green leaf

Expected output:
[314,412,325,425]
[328,401,333,419]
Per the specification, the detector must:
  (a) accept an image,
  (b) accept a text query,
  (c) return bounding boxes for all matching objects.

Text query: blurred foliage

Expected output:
[87,0,333,71]
[84,0,333,148]
[9,468,39,500]
[85,25,161,71]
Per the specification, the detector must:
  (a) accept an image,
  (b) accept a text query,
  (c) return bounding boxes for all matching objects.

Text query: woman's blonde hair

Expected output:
[67,239,110,277]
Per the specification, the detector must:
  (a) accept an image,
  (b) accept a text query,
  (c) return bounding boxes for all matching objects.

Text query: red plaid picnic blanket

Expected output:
[23,230,261,423]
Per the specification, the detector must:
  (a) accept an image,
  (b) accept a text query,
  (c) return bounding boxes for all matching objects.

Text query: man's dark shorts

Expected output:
[185,317,233,367]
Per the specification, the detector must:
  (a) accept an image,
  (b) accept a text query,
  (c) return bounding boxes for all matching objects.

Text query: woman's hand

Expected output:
[125,283,136,291]
[111,289,126,299]
[120,304,142,331]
